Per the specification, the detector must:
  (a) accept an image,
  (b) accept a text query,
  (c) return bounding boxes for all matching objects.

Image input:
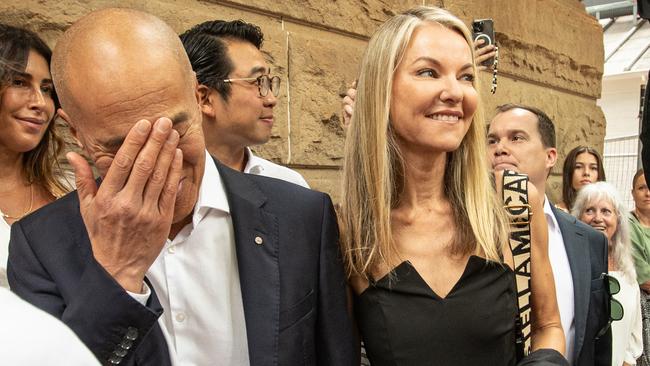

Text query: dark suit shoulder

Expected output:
[245,172,324,200]
[16,190,82,236]
[551,207,577,225]
[217,159,331,210]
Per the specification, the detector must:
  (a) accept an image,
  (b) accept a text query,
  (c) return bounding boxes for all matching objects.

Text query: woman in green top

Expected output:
[629,168,650,366]
[631,169,650,290]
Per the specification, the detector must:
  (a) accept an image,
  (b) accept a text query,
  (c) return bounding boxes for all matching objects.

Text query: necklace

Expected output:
[0,184,34,220]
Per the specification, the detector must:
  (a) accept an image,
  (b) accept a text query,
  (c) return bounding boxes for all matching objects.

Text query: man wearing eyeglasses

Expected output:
[180,20,309,188]
[8,9,356,366]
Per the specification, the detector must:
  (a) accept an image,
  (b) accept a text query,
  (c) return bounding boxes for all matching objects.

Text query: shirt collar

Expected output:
[243,147,265,175]
[543,195,559,231]
[194,151,230,226]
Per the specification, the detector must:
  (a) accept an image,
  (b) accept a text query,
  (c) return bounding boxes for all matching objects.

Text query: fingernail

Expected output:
[137,120,150,133]
[157,118,172,132]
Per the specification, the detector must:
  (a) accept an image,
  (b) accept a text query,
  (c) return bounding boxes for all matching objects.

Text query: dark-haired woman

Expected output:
[0,24,71,288]
[556,145,606,212]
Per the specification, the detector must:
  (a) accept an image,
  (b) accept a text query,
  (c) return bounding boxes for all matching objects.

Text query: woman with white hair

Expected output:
[572,182,643,366]
[339,5,565,365]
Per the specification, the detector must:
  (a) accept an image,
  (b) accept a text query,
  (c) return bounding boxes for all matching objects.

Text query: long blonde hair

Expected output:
[340,6,510,280]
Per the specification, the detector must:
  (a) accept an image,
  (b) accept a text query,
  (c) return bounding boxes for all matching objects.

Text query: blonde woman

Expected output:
[572,182,643,366]
[340,6,564,365]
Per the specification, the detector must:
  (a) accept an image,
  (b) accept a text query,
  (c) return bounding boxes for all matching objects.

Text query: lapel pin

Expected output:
[254,236,263,245]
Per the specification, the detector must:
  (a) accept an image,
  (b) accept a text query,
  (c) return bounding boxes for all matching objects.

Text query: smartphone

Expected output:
[472,19,495,67]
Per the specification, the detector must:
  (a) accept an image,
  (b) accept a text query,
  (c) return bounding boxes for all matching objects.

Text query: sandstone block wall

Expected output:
[1,0,604,203]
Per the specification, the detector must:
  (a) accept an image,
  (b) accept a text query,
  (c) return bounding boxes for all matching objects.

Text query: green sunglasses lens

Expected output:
[608,275,620,295]
[611,298,624,321]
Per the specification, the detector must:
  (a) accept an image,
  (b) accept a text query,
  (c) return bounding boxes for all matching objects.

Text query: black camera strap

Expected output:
[502,170,532,360]
[491,46,499,94]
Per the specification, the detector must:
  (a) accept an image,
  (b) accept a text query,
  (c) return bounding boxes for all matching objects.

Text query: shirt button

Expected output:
[254,236,263,245]
[167,245,176,254]
[175,312,186,322]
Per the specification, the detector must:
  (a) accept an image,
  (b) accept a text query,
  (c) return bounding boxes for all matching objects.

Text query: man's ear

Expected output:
[545,147,558,171]
[197,84,217,119]
[58,108,83,149]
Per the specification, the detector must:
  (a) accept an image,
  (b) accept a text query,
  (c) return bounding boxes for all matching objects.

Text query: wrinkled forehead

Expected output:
[586,196,616,210]
[71,55,194,123]
[71,68,197,152]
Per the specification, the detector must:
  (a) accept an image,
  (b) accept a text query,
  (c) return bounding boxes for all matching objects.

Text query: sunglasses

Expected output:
[596,273,624,339]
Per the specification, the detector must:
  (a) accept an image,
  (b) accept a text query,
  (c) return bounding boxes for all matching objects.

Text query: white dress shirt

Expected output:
[132,153,249,366]
[0,286,100,365]
[244,148,309,188]
[544,196,576,364]
[610,271,643,366]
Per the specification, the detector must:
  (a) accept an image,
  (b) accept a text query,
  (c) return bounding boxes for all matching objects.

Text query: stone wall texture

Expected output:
[1,0,604,203]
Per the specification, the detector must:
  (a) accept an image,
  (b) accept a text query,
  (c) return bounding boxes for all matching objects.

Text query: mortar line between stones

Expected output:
[497,70,598,101]
[285,26,292,165]
[211,0,370,41]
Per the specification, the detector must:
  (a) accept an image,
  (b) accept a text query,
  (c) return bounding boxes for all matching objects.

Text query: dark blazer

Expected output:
[8,159,356,366]
[550,206,611,366]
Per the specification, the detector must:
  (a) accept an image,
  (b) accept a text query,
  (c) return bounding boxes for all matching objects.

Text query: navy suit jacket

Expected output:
[550,206,611,366]
[8,158,357,366]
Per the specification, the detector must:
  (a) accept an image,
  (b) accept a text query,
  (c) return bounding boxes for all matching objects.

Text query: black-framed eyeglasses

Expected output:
[596,273,624,339]
[223,75,281,97]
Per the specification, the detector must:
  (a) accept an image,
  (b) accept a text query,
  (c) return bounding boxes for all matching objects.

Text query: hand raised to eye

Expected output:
[67,118,184,293]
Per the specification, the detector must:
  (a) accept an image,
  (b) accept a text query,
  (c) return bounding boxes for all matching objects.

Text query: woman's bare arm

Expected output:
[495,171,564,354]
[527,183,565,354]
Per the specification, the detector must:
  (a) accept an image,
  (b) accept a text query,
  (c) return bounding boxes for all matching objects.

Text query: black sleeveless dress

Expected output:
[355,255,518,366]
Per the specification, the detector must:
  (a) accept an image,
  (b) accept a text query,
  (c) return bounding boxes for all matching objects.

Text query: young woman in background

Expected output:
[557,145,606,212]
[0,24,70,288]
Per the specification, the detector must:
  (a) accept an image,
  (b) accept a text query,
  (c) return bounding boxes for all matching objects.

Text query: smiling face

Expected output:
[0,49,55,154]
[210,40,278,148]
[580,197,618,242]
[571,151,599,190]
[487,108,557,191]
[389,22,477,155]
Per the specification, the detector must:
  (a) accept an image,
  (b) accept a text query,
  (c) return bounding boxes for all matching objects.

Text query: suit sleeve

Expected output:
[315,194,358,365]
[7,221,166,365]
[593,232,612,366]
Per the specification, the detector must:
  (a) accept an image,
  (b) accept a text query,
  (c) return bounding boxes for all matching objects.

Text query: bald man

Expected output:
[7,8,355,366]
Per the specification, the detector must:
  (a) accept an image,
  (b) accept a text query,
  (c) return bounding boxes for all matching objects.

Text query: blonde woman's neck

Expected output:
[397,148,448,211]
